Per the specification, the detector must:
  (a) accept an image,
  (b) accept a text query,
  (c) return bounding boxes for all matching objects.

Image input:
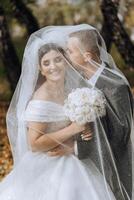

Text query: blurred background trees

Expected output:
[0,0,134,99]
[0,0,134,180]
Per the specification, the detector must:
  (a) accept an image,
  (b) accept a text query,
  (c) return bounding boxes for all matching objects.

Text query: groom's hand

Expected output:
[47,138,75,157]
[81,123,93,141]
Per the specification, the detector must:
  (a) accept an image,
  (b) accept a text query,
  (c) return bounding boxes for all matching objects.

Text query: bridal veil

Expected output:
[6,24,134,200]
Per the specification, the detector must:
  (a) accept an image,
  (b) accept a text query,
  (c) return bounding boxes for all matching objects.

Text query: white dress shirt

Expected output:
[74,62,105,156]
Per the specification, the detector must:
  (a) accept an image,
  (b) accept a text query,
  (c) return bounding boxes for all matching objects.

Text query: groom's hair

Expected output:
[69,29,101,57]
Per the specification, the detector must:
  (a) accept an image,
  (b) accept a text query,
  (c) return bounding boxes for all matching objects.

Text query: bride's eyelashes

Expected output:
[43,60,49,66]
[42,57,63,68]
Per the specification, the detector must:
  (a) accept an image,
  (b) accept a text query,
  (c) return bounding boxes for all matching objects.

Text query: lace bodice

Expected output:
[23,100,71,133]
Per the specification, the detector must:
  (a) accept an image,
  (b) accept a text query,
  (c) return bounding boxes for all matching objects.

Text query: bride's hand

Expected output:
[70,122,93,141]
[70,122,87,134]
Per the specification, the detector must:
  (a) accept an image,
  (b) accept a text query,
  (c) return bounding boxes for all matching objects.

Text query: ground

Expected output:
[0,101,13,181]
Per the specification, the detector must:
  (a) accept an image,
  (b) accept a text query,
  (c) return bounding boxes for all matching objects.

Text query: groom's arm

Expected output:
[104,82,133,199]
[74,127,93,156]
[75,83,133,160]
[104,83,133,156]
[74,122,95,159]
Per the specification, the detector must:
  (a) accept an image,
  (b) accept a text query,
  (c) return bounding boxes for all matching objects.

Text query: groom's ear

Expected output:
[83,52,92,62]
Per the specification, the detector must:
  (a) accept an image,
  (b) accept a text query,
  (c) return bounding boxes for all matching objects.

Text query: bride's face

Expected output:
[40,50,65,82]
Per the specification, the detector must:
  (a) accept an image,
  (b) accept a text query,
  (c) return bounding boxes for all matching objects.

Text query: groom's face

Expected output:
[67,37,86,69]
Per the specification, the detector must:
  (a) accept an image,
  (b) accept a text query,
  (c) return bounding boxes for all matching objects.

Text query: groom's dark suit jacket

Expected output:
[76,66,134,200]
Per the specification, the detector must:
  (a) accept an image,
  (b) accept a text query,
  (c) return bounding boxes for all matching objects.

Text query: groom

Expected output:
[48,29,134,199]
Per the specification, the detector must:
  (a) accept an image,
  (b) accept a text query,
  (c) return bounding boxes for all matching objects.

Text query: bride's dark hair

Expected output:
[38,43,65,66]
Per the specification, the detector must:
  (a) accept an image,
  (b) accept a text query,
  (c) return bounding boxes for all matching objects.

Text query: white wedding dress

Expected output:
[0,100,116,200]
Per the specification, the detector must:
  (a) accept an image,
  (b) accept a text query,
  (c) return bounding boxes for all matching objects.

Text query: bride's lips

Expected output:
[49,70,61,76]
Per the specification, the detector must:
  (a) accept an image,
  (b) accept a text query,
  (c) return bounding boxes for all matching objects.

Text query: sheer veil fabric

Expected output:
[0,24,133,200]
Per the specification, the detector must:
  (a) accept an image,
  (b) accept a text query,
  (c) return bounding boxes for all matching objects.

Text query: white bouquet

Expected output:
[63,87,107,125]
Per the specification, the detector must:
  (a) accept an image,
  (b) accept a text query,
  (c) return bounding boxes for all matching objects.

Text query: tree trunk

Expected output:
[10,0,39,35]
[0,6,21,92]
[100,0,134,68]
[101,0,119,51]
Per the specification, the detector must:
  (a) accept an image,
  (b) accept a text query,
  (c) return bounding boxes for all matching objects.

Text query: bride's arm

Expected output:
[27,121,86,152]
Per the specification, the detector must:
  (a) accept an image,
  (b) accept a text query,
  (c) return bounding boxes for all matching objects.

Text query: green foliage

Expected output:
[124,70,134,87]
[0,0,134,100]
[12,37,28,61]
[110,44,126,70]
[34,0,102,27]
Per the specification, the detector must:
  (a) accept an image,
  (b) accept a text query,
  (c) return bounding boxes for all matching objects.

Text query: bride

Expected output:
[0,24,133,200]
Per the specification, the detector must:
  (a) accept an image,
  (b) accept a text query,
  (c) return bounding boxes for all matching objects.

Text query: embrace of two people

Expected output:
[0,24,133,200]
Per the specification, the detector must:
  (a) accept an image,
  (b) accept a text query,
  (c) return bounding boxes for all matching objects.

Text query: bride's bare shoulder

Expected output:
[32,82,50,101]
